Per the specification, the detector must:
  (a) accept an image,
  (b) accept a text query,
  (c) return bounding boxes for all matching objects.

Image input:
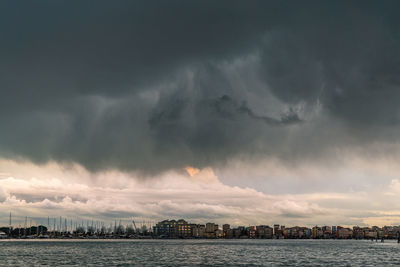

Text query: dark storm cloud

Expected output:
[259,5,400,126]
[0,0,400,172]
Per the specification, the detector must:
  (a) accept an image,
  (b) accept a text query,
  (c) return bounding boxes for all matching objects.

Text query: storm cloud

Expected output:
[1,0,400,172]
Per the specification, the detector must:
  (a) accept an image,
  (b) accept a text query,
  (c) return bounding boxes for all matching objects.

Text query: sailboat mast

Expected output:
[9,212,11,237]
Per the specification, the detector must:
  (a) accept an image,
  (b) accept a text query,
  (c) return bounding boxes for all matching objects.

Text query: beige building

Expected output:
[204,223,218,238]
[192,224,205,238]
[337,228,353,239]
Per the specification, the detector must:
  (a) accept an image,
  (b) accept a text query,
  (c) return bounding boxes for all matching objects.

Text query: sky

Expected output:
[1,0,400,227]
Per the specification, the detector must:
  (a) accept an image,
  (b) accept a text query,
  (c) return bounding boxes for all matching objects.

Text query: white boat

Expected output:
[0,231,8,239]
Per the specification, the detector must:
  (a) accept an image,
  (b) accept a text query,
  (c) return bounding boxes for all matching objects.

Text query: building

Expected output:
[233,228,242,238]
[304,228,312,238]
[154,220,178,238]
[367,230,378,239]
[248,226,257,238]
[177,219,192,238]
[192,224,205,238]
[232,226,246,238]
[205,223,213,233]
[353,226,364,239]
[204,223,218,238]
[223,224,230,238]
[154,219,193,238]
[273,224,282,238]
[223,224,230,233]
[225,228,233,239]
[216,229,224,238]
[284,226,308,239]
[332,226,337,235]
[154,219,203,238]
[256,225,273,239]
[312,226,323,239]
[337,227,352,239]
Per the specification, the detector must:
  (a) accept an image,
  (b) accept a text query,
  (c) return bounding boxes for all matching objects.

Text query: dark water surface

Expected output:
[1,239,400,266]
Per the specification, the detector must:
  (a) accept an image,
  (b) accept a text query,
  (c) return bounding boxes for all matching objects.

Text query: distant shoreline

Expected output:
[1,237,399,242]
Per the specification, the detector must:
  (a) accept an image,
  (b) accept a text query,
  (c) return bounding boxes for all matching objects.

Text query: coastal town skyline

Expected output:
[3,211,400,231]
[1,0,400,229]
[2,217,400,241]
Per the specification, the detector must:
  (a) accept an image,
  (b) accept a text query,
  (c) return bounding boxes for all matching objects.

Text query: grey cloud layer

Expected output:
[0,0,399,172]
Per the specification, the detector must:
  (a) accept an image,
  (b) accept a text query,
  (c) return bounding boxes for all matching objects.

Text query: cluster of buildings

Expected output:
[153,219,400,240]
[2,218,400,240]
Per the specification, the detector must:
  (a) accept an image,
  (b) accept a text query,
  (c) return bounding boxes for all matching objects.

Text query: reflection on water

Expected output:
[1,239,400,266]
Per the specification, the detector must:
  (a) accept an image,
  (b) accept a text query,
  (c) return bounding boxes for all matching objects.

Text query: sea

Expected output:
[1,239,400,266]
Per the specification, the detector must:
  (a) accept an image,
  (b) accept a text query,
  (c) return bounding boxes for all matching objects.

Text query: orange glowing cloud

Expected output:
[185,166,200,177]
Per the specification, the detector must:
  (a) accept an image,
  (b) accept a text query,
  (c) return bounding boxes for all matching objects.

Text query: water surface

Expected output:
[1,239,399,266]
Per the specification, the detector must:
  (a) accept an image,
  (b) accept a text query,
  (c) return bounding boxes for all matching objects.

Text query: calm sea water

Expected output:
[1,239,400,266]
